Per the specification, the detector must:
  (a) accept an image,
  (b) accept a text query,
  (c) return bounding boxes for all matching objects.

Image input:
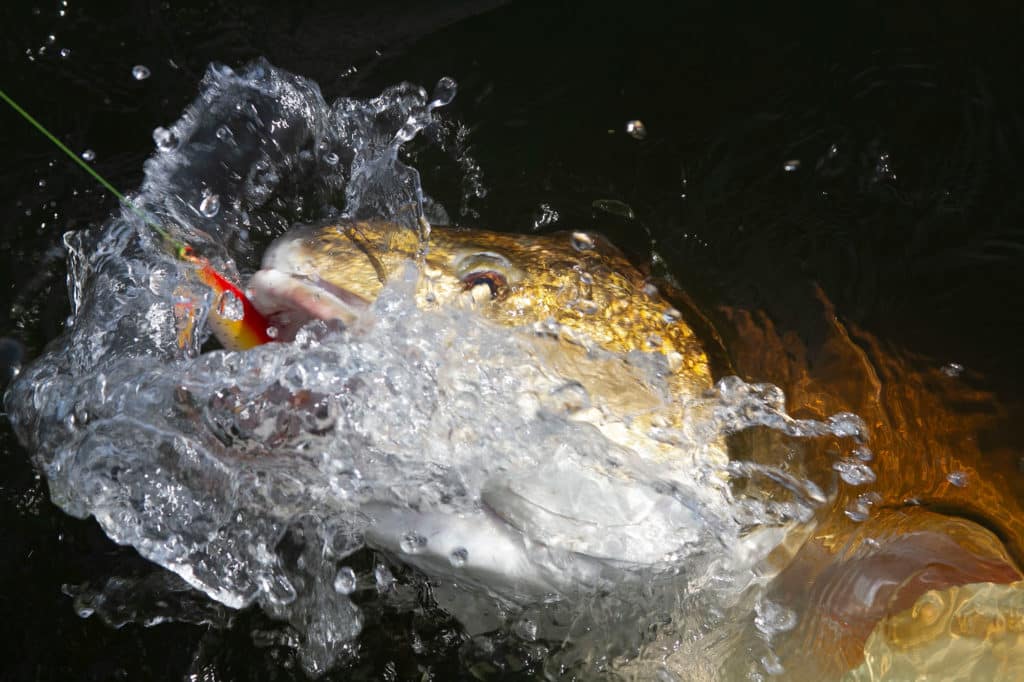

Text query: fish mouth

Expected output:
[247,268,370,342]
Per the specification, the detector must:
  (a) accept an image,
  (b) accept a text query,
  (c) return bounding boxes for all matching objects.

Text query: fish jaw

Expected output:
[247,268,370,341]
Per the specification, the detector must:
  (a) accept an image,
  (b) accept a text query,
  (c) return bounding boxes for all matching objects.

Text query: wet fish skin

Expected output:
[250,220,713,402]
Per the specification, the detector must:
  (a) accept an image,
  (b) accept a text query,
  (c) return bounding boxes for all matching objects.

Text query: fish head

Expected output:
[248,220,712,395]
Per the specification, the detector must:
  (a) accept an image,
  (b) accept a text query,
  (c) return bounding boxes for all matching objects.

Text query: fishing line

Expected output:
[0,87,205,262]
[1,86,273,348]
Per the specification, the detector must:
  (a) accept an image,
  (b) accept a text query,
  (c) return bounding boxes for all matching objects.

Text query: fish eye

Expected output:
[461,270,508,298]
[456,251,513,299]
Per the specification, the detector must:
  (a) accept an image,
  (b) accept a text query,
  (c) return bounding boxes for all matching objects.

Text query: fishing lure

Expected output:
[0,87,273,351]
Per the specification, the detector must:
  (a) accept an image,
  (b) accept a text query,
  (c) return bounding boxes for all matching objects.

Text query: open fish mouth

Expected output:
[247,268,370,341]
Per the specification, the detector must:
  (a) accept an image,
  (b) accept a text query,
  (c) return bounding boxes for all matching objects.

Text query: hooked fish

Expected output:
[237,220,731,587]
[205,220,1024,678]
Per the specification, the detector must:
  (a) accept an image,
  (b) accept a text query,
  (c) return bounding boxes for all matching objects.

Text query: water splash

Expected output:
[3,60,873,677]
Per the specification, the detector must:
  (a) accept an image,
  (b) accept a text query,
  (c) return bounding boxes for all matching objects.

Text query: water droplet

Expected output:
[323,151,339,166]
[852,446,873,462]
[59,47,71,58]
[570,232,595,251]
[532,203,560,231]
[844,491,881,522]
[152,126,178,152]
[448,547,468,567]
[941,362,964,378]
[399,531,427,554]
[592,198,636,220]
[832,459,876,486]
[947,471,968,487]
[374,564,394,592]
[514,618,538,642]
[662,307,682,323]
[625,119,647,140]
[198,192,220,217]
[754,599,798,637]
[429,76,457,109]
[783,159,801,172]
[131,64,151,80]
[80,149,94,161]
[333,566,357,594]
[217,291,245,321]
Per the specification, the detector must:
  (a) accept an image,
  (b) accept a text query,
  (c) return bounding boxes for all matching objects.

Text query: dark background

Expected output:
[2,1,1023,679]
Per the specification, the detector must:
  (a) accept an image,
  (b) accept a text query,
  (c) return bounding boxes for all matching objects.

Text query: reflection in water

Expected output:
[3,59,1023,680]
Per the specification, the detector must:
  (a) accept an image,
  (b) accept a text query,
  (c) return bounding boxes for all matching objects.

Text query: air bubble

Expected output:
[132,64,151,81]
[266,326,279,339]
[215,126,233,141]
[81,149,95,161]
[59,47,71,58]
[783,160,801,172]
[947,471,968,487]
[323,152,339,166]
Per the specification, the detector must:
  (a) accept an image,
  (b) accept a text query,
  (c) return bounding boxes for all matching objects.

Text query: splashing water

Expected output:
[4,60,872,677]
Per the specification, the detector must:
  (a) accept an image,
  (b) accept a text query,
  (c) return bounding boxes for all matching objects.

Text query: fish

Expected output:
[241,220,732,610]
[233,220,1024,677]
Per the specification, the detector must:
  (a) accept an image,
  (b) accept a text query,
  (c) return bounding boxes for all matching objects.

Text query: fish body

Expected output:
[242,220,729,604]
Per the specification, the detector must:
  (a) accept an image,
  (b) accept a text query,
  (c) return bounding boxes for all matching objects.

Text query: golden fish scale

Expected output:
[295,221,713,401]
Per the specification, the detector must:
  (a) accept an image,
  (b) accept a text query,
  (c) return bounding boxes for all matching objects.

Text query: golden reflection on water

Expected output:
[718,288,1024,679]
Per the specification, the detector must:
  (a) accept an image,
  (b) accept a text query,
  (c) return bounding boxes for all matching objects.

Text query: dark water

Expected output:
[2,1,1023,679]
